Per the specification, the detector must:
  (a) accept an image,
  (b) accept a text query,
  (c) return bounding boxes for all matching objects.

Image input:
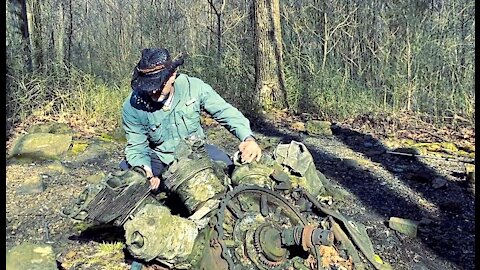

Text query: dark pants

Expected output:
[119,144,232,176]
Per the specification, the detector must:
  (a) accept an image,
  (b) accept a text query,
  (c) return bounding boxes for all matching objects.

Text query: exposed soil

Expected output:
[5,112,475,270]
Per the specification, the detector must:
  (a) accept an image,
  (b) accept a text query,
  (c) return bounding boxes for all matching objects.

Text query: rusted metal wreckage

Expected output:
[62,139,392,270]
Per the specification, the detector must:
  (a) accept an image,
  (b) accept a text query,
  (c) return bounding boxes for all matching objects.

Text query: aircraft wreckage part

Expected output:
[60,184,103,221]
[60,168,151,225]
[214,185,323,270]
[255,225,287,263]
[162,156,226,214]
[304,191,393,270]
[281,225,334,251]
[230,160,277,189]
[124,204,199,262]
[274,141,325,197]
[329,217,365,270]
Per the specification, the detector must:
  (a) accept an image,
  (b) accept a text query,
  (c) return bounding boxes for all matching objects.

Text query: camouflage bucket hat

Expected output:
[131,48,185,93]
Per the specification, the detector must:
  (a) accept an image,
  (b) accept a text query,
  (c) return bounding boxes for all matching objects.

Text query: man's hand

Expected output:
[144,165,160,190]
[149,176,161,190]
[238,137,262,163]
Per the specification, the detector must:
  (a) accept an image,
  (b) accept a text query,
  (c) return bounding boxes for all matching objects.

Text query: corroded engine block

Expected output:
[63,140,392,270]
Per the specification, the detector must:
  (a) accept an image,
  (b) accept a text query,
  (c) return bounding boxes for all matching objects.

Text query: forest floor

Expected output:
[5,111,475,270]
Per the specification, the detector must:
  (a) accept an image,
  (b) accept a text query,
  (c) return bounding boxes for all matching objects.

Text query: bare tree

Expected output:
[16,0,33,71]
[65,0,73,65]
[252,0,287,110]
[207,0,226,62]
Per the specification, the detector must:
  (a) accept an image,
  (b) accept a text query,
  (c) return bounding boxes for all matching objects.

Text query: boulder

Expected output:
[27,122,73,134]
[305,120,332,136]
[6,242,57,270]
[388,217,418,237]
[16,174,45,194]
[67,140,116,165]
[341,158,362,170]
[9,133,72,161]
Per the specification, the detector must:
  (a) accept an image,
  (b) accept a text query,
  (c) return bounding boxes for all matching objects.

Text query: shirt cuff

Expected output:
[238,130,255,142]
[243,135,256,142]
[142,165,153,175]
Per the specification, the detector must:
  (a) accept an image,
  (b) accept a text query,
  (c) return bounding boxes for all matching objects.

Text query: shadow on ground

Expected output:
[68,224,126,243]
[250,117,475,270]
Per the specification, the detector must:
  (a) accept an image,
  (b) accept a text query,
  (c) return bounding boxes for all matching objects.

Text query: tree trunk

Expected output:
[253,0,287,111]
[65,0,73,65]
[207,0,224,62]
[217,13,221,62]
[29,0,43,71]
[18,0,32,71]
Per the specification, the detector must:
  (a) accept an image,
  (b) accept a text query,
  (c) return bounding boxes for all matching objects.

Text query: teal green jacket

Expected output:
[122,73,254,167]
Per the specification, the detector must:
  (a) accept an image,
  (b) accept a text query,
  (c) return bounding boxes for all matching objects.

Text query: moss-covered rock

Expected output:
[388,217,418,237]
[67,140,116,165]
[6,242,57,270]
[305,120,332,136]
[27,122,73,134]
[9,133,72,161]
[70,141,89,154]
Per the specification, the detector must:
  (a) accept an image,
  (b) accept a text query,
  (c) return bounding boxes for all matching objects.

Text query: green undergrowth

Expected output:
[6,59,474,134]
[6,65,131,133]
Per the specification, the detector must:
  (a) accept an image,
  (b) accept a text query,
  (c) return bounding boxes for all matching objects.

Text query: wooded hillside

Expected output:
[6,0,475,131]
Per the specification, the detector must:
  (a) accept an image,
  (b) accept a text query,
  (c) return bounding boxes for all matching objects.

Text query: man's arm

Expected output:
[122,102,152,170]
[122,103,162,188]
[199,81,261,162]
[199,81,254,141]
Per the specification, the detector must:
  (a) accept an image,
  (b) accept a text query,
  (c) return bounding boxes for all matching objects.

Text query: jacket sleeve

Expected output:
[122,101,151,168]
[199,81,254,141]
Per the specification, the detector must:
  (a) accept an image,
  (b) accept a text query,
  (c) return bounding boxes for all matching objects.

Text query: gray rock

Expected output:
[68,141,114,165]
[27,122,73,134]
[432,177,447,189]
[46,160,70,174]
[341,158,361,170]
[16,175,45,194]
[389,217,418,237]
[6,242,57,270]
[9,133,72,161]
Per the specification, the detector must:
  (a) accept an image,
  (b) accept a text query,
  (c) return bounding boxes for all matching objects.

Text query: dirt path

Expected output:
[5,117,475,270]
